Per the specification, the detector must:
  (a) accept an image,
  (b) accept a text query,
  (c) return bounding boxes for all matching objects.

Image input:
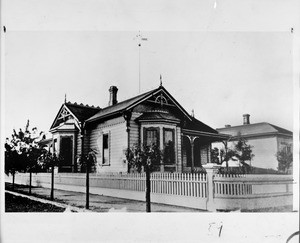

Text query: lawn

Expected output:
[5,193,65,212]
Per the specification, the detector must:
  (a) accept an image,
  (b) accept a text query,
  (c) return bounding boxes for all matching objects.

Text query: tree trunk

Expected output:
[12,172,15,191]
[29,170,32,195]
[145,168,151,212]
[86,161,89,209]
[50,165,54,200]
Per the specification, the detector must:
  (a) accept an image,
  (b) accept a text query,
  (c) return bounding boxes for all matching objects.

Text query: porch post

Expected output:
[185,135,198,173]
[190,138,195,173]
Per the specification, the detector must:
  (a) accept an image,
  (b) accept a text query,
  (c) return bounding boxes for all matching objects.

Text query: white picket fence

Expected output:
[214,173,252,196]
[5,171,293,211]
[213,173,293,197]
[87,173,207,198]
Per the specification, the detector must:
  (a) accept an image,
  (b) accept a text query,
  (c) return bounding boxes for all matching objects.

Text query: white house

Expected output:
[49,84,228,173]
[212,114,293,170]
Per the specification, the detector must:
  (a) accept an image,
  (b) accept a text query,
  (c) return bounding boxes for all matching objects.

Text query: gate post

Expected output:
[203,163,221,211]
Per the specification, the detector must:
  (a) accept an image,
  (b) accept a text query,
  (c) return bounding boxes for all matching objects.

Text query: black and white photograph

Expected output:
[1,1,299,242]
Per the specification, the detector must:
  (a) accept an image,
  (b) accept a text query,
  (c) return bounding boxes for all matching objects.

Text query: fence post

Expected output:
[203,163,221,211]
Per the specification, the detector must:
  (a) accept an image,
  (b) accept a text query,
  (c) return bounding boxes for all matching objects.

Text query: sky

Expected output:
[4,30,294,138]
[2,0,299,140]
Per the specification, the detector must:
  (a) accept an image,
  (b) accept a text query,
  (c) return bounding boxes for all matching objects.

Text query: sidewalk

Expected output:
[5,183,204,212]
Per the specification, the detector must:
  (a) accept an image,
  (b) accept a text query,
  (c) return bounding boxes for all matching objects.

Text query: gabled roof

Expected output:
[50,102,101,129]
[65,102,101,122]
[86,86,192,123]
[216,122,293,138]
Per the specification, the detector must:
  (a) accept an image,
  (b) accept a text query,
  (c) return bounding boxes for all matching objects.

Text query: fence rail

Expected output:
[87,173,207,198]
[213,174,293,197]
[5,169,293,211]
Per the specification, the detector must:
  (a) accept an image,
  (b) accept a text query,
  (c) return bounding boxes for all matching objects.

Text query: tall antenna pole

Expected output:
[138,36,141,93]
[135,31,147,93]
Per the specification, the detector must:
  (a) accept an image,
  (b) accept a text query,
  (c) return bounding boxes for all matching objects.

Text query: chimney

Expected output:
[225,124,231,128]
[243,114,250,125]
[108,86,118,106]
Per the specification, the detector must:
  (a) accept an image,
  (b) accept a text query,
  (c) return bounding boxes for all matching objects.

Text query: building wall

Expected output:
[129,112,142,147]
[176,127,182,172]
[76,134,81,168]
[88,116,128,173]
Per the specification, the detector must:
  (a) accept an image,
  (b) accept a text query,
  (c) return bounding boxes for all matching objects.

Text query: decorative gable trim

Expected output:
[126,86,192,121]
[50,104,81,131]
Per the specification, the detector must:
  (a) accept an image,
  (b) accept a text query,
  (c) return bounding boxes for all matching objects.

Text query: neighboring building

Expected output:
[49,84,227,173]
[213,114,293,170]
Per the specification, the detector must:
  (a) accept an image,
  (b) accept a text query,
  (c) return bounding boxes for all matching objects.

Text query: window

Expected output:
[163,129,175,165]
[53,139,57,153]
[103,134,109,165]
[144,127,159,146]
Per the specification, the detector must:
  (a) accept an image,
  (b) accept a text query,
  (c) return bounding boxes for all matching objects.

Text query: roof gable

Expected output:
[86,86,192,123]
[50,102,101,130]
[65,102,101,122]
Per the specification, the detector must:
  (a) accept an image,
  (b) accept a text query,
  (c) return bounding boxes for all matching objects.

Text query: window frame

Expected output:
[163,128,175,165]
[102,133,110,166]
[143,127,160,147]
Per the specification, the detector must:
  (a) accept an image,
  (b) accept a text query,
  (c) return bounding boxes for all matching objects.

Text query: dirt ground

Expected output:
[5,183,205,212]
[5,192,65,212]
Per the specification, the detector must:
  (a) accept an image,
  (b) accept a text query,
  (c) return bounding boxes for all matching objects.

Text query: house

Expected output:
[212,114,293,170]
[49,84,228,173]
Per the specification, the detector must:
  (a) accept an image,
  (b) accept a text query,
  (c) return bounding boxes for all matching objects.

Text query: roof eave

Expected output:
[137,118,181,124]
[182,128,229,139]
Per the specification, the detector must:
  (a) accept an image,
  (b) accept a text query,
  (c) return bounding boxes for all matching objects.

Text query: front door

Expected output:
[59,136,73,172]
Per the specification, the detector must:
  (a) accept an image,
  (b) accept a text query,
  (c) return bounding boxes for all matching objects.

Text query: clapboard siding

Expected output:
[76,134,81,157]
[88,116,127,173]
[176,127,182,172]
[75,133,81,170]
[129,112,142,147]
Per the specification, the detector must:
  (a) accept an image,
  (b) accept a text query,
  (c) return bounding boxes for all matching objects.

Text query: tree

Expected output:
[276,148,293,174]
[125,144,161,212]
[233,134,254,172]
[78,149,97,209]
[4,120,46,193]
[40,150,60,200]
[210,147,220,164]
[219,140,236,171]
[5,140,24,190]
[218,134,254,173]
